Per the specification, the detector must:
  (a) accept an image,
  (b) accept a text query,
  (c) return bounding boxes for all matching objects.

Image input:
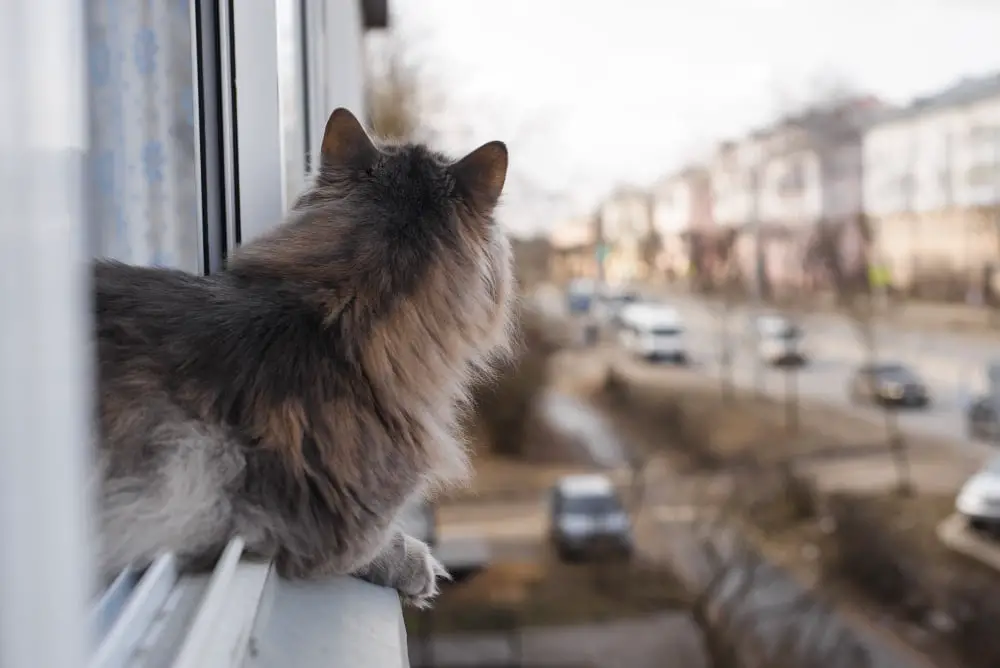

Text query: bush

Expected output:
[941,576,1000,668]
[819,494,931,623]
[598,371,717,468]
[473,306,566,457]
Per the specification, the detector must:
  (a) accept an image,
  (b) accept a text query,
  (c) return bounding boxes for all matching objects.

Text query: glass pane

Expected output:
[86,0,202,273]
[277,0,308,210]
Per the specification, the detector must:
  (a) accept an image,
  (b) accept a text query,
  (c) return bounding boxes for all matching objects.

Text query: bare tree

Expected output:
[809,223,913,496]
[364,34,439,143]
[715,229,743,404]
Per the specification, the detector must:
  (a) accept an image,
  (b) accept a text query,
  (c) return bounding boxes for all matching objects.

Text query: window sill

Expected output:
[90,539,408,668]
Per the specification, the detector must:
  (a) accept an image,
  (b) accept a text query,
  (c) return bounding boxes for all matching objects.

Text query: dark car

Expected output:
[968,395,1000,442]
[848,362,930,408]
[549,475,633,562]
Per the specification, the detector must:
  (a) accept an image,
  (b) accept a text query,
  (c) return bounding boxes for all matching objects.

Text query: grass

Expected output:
[405,557,688,635]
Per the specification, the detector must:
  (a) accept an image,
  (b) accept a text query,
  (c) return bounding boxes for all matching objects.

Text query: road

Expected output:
[533,285,1000,458]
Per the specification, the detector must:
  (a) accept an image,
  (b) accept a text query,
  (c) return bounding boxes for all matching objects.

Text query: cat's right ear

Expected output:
[320,108,378,170]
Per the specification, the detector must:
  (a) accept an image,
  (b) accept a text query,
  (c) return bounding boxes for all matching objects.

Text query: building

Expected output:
[548,215,600,284]
[598,187,656,285]
[704,97,883,297]
[863,73,1000,300]
[651,166,713,283]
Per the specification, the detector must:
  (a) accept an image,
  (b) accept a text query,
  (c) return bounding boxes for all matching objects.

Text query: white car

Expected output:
[618,302,687,363]
[749,314,806,367]
[956,455,1000,533]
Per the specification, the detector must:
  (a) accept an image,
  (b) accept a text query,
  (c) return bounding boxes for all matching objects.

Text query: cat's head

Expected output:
[231,108,514,373]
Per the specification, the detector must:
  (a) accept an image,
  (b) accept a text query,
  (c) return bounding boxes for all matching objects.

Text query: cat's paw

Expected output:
[397,538,450,609]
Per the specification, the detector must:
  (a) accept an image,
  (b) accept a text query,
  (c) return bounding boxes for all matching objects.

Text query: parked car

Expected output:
[549,474,633,562]
[566,278,597,314]
[847,361,930,408]
[956,455,1000,535]
[748,313,807,367]
[968,394,1000,442]
[617,302,687,363]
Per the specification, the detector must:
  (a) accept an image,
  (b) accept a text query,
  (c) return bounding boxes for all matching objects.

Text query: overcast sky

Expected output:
[388,0,1000,236]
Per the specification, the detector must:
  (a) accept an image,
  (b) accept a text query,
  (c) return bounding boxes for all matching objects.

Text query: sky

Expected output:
[388,0,1000,237]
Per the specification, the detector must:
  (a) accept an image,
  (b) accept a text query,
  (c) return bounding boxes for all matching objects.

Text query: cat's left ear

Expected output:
[450,141,508,212]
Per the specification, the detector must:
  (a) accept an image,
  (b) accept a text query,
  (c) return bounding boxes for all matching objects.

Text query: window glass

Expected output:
[86,0,201,272]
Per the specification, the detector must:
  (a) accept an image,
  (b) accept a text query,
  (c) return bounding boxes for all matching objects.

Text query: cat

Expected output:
[93,107,515,607]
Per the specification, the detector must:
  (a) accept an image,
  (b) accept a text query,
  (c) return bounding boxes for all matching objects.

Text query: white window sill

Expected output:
[90,538,408,668]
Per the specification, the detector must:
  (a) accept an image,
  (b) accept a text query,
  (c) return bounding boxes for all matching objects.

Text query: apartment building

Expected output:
[598,186,655,285]
[651,166,713,283]
[704,97,882,296]
[548,214,600,283]
[864,73,1000,299]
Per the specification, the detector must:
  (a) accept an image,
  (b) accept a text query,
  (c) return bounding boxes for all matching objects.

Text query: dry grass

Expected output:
[738,479,1000,668]
[405,558,688,634]
[593,364,880,470]
[472,306,570,459]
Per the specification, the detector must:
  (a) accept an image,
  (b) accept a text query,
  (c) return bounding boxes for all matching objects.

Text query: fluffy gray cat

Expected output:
[93,108,515,607]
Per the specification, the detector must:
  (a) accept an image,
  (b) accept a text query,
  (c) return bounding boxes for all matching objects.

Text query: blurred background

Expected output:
[6,1,1000,667]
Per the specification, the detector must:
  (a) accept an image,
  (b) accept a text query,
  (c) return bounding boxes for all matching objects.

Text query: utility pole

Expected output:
[749,146,765,396]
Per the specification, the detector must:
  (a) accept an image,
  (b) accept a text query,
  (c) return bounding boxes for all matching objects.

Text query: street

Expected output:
[533,285,1000,457]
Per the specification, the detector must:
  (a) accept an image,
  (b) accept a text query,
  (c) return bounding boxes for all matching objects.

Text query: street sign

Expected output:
[596,244,610,262]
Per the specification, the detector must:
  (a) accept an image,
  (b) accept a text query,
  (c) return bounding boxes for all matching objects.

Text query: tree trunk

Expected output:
[784,366,799,435]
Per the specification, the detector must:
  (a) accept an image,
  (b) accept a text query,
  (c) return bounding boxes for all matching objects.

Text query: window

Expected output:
[778,158,805,195]
[3,1,391,666]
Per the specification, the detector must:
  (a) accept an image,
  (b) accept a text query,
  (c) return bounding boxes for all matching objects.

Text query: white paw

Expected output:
[398,540,451,609]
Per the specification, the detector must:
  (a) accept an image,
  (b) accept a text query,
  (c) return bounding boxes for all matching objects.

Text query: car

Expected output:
[847,361,930,408]
[956,455,1000,536]
[749,313,807,367]
[968,394,1000,442]
[566,278,597,314]
[617,302,687,363]
[548,474,633,562]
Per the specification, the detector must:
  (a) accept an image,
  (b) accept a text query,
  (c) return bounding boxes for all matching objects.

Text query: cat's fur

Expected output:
[94,108,514,607]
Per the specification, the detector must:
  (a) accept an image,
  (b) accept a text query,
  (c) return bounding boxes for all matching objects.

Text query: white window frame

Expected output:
[0,1,94,667]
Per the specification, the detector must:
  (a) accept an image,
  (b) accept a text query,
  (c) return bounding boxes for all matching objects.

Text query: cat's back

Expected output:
[93,260,231,366]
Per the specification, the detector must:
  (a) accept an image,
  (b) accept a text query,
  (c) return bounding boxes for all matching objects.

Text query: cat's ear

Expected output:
[320,108,378,169]
[450,141,508,211]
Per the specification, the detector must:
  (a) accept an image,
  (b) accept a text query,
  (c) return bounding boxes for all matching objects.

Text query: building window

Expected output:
[778,158,805,195]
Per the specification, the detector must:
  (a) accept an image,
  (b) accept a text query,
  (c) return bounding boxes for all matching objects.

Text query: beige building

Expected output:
[548,215,599,284]
[864,73,1000,299]
[598,187,655,285]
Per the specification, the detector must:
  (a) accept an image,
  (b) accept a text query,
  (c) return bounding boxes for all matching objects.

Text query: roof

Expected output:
[869,71,1000,126]
[556,474,615,497]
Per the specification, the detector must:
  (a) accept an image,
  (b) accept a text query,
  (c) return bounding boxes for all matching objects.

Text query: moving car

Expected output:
[968,394,1000,443]
[848,361,930,408]
[549,474,633,562]
[956,455,1000,535]
[749,313,807,367]
[617,302,687,363]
